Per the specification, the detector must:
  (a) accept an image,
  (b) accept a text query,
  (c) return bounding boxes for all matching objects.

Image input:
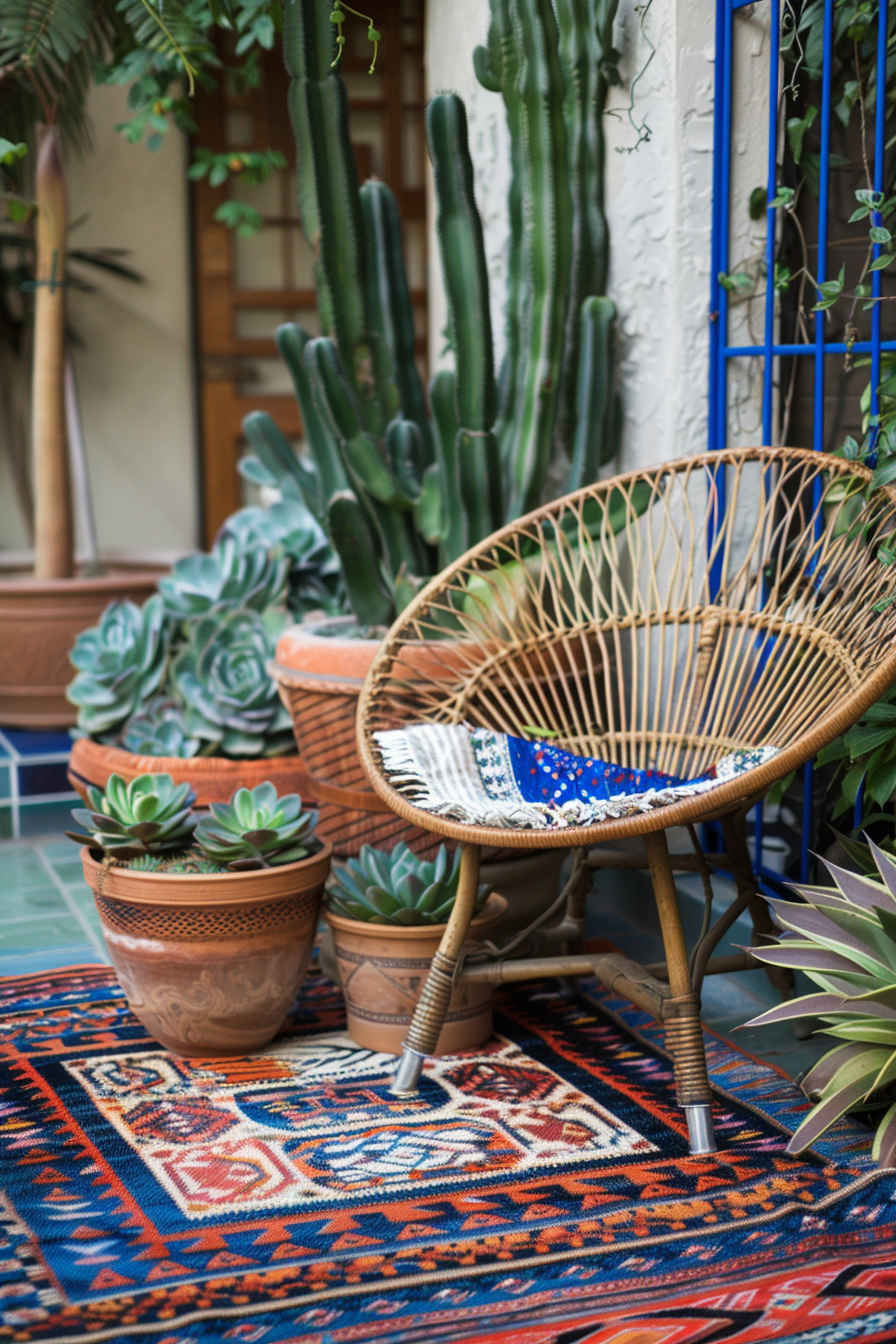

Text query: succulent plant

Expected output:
[171,608,293,759]
[326,842,492,926]
[118,697,201,759]
[158,535,288,620]
[220,498,344,620]
[240,0,621,628]
[747,840,896,1167]
[67,772,197,860]
[67,596,169,738]
[194,782,318,870]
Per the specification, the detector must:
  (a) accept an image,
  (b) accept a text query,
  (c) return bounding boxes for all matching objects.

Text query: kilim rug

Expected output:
[2,964,896,1344]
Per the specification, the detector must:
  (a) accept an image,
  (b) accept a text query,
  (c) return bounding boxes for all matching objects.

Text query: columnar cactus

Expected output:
[243,0,622,626]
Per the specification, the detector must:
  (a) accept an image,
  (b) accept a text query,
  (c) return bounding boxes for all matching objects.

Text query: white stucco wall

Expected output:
[0,83,198,559]
[425,0,769,476]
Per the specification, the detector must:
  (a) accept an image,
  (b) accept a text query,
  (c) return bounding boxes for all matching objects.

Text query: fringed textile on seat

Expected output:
[374,724,778,830]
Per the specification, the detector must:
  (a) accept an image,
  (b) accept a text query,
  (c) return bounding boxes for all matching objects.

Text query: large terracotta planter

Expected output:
[81,841,332,1056]
[272,616,441,857]
[69,736,314,810]
[0,564,163,728]
[325,893,507,1055]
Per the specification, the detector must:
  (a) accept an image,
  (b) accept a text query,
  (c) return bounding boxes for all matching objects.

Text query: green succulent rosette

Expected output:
[195,782,318,870]
[67,772,197,860]
[326,842,492,926]
[171,607,293,758]
[67,596,169,738]
[221,500,344,619]
[118,697,201,759]
[158,534,289,620]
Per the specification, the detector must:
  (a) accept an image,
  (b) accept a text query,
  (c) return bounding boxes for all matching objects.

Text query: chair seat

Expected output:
[374,721,779,837]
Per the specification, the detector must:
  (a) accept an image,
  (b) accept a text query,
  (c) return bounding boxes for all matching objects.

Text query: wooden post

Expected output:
[32,126,74,580]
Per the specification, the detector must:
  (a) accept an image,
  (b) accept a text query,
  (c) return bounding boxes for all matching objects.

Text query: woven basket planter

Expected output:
[324,893,506,1055]
[81,841,332,1056]
[271,617,442,858]
[68,737,314,810]
[0,564,162,728]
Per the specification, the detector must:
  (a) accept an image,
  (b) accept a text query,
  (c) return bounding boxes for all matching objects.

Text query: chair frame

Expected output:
[356,448,896,1155]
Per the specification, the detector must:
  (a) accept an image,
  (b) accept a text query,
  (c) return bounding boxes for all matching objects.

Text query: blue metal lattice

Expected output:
[709,0,892,886]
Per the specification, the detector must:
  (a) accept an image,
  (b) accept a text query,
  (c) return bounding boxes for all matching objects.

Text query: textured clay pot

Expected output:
[271,616,442,858]
[325,893,507,1055]
[69,736,315,810]
[0,565,162,728]
[81,841,332,1056]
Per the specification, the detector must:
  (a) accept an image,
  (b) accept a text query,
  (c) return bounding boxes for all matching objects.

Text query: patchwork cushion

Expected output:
[374,724,777,830]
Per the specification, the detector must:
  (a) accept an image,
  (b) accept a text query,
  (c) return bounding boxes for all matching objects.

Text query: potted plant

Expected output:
[69,772,331,1055]
[323,842,506,1054]
[266,0,622,853]
[67,496,342,805]
[746,840,896,1167]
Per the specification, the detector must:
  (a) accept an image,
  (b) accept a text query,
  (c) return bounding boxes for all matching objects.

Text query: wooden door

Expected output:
[192,1,427,545]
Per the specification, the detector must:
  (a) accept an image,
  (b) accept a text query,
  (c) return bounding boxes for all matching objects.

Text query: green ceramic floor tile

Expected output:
[0,913,85,950]
[1,885,67,913]
[49,858,88,886]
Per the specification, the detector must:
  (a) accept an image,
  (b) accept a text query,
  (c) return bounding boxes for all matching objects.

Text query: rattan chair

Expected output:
[356,447,896,1154]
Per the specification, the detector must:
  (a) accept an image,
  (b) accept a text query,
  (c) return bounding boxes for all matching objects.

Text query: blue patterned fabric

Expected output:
[374,723,778,830]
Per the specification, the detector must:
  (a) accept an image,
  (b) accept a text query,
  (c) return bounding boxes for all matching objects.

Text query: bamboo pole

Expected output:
[32,126,74,580]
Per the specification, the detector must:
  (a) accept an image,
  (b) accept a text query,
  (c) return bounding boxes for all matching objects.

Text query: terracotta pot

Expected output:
[324,893,507,1055]
[69,736,314,810]
[317,850,567,987]
[81,841,332,1056]
[272,616,442,858]
[0,564,162,728]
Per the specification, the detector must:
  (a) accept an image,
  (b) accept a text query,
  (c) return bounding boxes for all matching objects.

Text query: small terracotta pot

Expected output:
[0,565,162,728]
[324,893,507,1055]
[81,842,332,1056]
[68,736,314,810]
[272,616,441,858]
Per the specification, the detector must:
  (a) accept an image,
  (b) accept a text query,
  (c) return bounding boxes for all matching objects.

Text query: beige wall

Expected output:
[0,82,199,559]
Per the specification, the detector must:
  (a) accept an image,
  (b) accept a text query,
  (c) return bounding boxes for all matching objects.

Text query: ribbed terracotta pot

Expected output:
[0,565,162,728]
[271,616,442,858]
[81,841,332,1056]
[69,736,314,810]
[324,893,507,1055]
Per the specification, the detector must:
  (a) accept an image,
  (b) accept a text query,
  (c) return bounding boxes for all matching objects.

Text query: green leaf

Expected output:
[0,139,27,166]
[787,106,818,165]
[870,226,892,245]
[214,201,263,237]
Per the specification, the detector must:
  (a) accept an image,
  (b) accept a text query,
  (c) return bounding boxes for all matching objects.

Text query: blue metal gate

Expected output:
[708,0,893,887]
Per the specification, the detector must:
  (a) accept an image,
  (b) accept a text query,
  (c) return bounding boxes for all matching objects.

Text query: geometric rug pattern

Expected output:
[2,964,896,1343]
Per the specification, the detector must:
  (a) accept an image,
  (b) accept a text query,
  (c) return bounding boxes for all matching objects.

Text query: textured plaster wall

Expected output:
[425,0,768,476]
[0,82,198,557]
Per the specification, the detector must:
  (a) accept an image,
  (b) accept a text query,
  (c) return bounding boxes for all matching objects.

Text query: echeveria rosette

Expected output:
[171,607,293,758]
[221,499,344,619]
[326,842,492,925]
[746,840,896,1168]
[195,782,318,870]
[67,772,197,860]
[118,697,201,759]
[67,596,170,738]
[158,535,289,620]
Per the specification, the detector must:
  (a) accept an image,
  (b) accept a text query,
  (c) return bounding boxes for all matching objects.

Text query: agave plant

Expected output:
[67,773,197,860]
[171,608,293,758]
[195,782,318,870]
[118,697,200,760]
[158,535,289,620]
[326,842,492,926]
[67,596,169,737]
[747,839,896,1167]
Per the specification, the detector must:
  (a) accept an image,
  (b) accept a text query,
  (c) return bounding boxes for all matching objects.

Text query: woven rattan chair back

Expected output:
[358,447,896,848]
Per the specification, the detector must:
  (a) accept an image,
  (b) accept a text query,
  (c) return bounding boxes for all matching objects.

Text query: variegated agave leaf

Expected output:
[749,842,896,1166]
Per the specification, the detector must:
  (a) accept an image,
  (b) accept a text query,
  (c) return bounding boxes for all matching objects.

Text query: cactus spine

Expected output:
[246,0,622,627]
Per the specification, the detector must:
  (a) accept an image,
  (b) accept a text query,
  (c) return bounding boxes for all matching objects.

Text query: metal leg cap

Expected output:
[390,1048,426,1096]
[685,1103,718,1154]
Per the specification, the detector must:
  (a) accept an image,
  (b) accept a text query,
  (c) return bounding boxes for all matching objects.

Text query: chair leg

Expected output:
[390,842,482,1096]
[720,813,796,1003]
[643,829,717,1156]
